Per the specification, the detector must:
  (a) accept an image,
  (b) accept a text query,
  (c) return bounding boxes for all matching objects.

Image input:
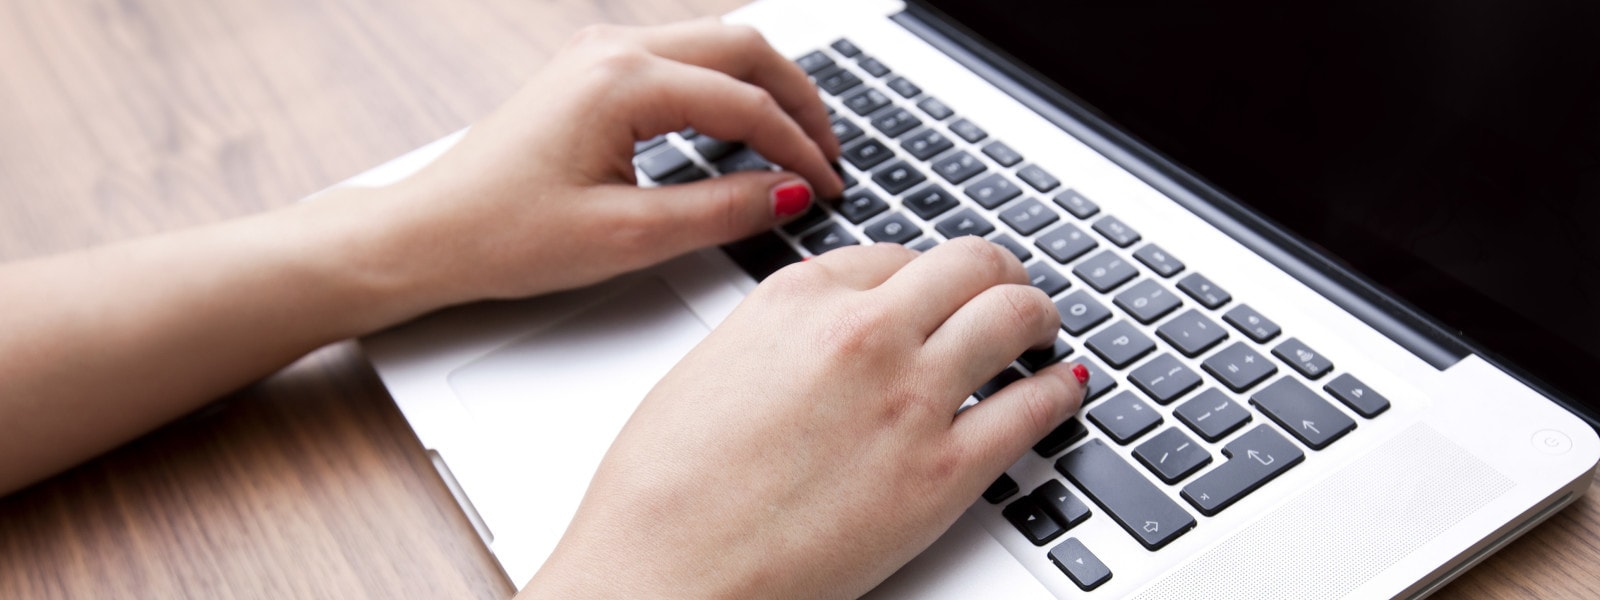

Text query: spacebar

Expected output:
[1056,439,1197,550]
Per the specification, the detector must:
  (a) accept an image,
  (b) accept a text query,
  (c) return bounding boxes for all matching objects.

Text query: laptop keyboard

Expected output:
[631,39,1393,593]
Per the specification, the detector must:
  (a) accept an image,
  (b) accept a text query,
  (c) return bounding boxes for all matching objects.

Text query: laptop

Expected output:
[348,0,1600,596]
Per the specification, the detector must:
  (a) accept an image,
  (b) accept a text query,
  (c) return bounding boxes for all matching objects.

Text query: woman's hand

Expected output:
[366,18,845,311]
[524,239,1088,599]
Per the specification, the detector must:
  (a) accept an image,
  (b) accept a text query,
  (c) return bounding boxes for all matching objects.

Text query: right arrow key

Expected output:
[1181,425,1305,516]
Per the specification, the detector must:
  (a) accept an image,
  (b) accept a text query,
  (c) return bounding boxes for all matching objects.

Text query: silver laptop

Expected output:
[349,0,1600,596]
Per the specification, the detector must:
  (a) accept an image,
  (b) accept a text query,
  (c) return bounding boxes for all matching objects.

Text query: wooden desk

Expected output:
[1,1,1595,597]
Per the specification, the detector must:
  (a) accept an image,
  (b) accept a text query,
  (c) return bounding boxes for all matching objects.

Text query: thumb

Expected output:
[632,169,817,255]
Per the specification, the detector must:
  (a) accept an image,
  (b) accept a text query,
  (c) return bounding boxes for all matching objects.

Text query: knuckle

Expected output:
[589,46,651,80]
[997,285,1054,334]
[950,236,1011,276]
[725,24,768,49]
[819,304,893,358]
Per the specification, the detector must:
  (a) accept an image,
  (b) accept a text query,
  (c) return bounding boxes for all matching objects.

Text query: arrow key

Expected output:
[1251,377,1356,449]
[1048,538,1112,591]
[1002,495,1065,546]
[1032,479,1092,530]
[1181,425,1304,516]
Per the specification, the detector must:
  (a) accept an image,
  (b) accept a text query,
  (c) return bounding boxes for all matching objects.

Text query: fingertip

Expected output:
[770,178,814,220]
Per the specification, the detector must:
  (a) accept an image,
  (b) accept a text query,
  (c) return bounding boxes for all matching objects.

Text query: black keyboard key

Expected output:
[1092,215,1141,247]
[795,50,834,74]
[1033,480,1092,530]
[1078,358,1117,402]
[1055,290,1112,336]
[991,234,1033,262]
[1324,374,1390,418]
[976,366,1025,400]
[837,189,889,224]
[965,173,1023,209]
[1020,336,1074,371]
[1222,304,1281,343]
[1156,309,1229,358]
[721,231,802,282]
[678,127,700,139]
[780,204,831,236]
[930,151,987,184]
[1073,250,1139,293]
[692,137,741,162]
[871,160,927,195]
[1026,262,1071,297]
[813,65,862,95]
[1174,388,1252,442]
[1202,342,1278,392]
[1049,538,1112,591]
[1017,164,1061,193]
[900,128,953,160]
[1134,427,1212,484]
[634,134,667,154]
[716,147,773,173]
[800,223,859,255]
[864,212,922,244]
[1129,353,1203,405]
[1088,391,1162,444]
[829,115,864,145]
[1251,378,1356,450]
[830,38,861,58]
[870,108,922,138]
[999,197,1060,236]
[981,141,1024,167]
[1053,189,1100,219]
[841,138,893,170]
[1181,425,1305,516]
[934,208,995,239]
[636,146,692,180]
[857,56,890,77]
[983,473,1018,504]
[1176,272,1231,309]
[949,118,988,143]
[916,96,954,120]
[1133,244,1185,278]
[1033,418,1087,457]
[656,166,709,184]
[1003,496,1065,546]
[1272,337,1334,380]
[1035,224,1098,264]
[1086,320,1157,369]
[1113,279,1182,324]
[842,88,892,115]
[837,164,857,190]
[903,184,960,220]
[1056,439,1196,550]
[886,75,922,98]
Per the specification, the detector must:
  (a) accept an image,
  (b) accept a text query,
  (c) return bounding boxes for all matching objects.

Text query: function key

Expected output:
[1017,164,1062,193]
[1133,244,1185,278]
[842,88,892,115]
[1053,188,1101,219]
[1176,272,1232,309]
[871,160,927,195]
[999,197,1061,236]
[841,138,893,169]
[981,141,1024,167]
[1033,417,1088,457]
[948,118,988,143]
[934,207,996,239]
[1222,304,1281,343]
[1055,290,1112,336]
[1034,223,1098,264]
[1133,427,1212,484]
[863,212,922,244]
[1072,250,1140,293]
[886,76,922,98]
[857,56,891,77]
[1250,378,1356,450]
[916,96,954,120]
[1033,480,1092,531]
[837,189,889,224]
[1092,215,1141,247]
[1019,336,1074,371]
[1155,309,1229,358]
[903,184,960,220]
[1201,342,1278,392]
[900,128,954,160]
[813,65,863,95]
[636,146,692,180]
[1088,391,1163,444]
[1272,337,1333,380]
[991,234,1033,262]
[1086,320,1157,369]
[1026,261,1071,297]
[1056,439,1196,550]
[1173,388,1252,442]
[1113,279,1182,324]
[1049,538,1112,591]
[795,50,834,74]
[1180,425,1304,516]
[800,223,860,255]
[931,151,987,184]
[829,115,864,145]
[1128,353,1202,405]
[964,173,1023,209]
[1324,373,1391,418]
[1003,495,1065,546]
[829,38,862,58]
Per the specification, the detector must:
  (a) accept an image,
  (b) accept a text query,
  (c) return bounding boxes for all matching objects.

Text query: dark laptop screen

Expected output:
[913,0,1600,413]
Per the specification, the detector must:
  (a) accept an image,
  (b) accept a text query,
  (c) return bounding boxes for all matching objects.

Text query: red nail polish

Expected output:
[1072,363,1090,384]
[772,182,812,218]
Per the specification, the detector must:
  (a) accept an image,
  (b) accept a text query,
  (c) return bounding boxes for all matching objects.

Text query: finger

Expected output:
[622,19,839,163]
[619,57,842,198]
[598,169,817,261]
[870,236,1030,337]
[921,283,1061,408]
[948,362,1087,483]
[803,243,920,290]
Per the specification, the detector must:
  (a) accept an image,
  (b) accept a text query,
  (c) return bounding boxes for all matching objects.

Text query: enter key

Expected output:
[1180,425,1305,516]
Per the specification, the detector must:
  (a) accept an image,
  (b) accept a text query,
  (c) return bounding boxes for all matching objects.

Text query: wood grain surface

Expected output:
[0,1,1595,598]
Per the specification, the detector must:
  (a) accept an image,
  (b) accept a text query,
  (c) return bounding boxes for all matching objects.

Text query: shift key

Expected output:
[1180,425,1304,516]
[1056,439,1196,550]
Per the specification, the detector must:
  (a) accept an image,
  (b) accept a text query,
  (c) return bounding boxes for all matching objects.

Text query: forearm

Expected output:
[0,186,441,494]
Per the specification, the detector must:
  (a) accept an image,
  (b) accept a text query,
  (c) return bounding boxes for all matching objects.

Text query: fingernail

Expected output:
[1072,363,1090,384]
[772,181,812,218]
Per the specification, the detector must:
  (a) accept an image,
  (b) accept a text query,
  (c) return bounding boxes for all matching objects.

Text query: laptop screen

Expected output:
[913,0,1600,416]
